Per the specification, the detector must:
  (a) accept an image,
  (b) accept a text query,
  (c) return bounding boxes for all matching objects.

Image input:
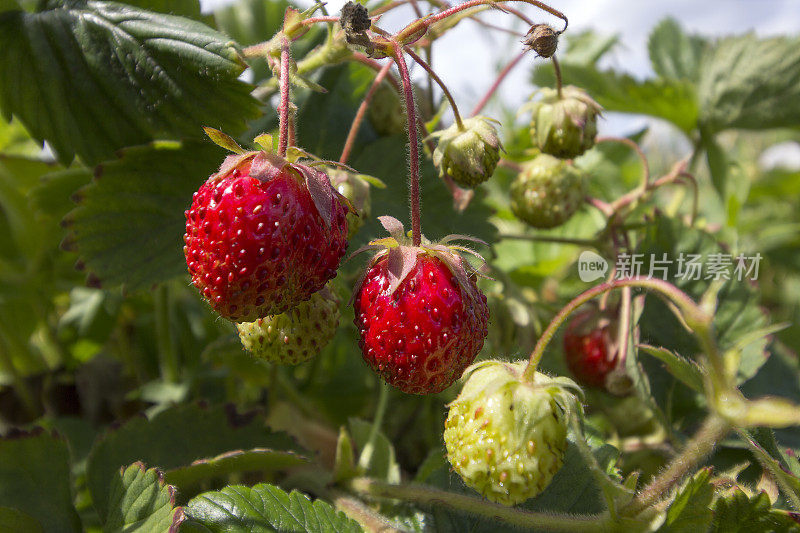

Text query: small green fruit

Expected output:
[528,86,602,159]
[237,287,340,365]
[510,154,585,229]
[330,168,372,239]
[431,116,502,188]
[368,81,406,136]
[444,360,579,506]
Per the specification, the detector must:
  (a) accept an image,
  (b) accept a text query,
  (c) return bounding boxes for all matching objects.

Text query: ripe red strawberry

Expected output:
[563,306,624,390]
[353,217,489,394]
[184,150,349,322]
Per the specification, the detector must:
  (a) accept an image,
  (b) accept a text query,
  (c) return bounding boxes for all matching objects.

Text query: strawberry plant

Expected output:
[0,0,799,531]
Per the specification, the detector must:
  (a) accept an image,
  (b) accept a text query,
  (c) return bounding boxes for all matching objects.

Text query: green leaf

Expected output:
[0,430,81,533]
[698,34,800,133]
[165,448,309,490]
[182,483,364,532]
[0,0,259,165]
[104,462,184,532]
[122,0,203,20]
[639,344,705,393]
[648,18,707,81]
[348,417,400,484]
[0,507,43,533]
[86,403,306,518]
[62,140,224,291]
[658,468,714,532]
[711,489,800,532]
[532,64,699,135]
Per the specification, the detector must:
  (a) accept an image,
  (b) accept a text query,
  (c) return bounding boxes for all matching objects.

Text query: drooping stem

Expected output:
[597,136,650,191]
[358,381,390,470]
[623,415,731,517]
[155,284,179,383]
[397,0,568,42]
[552,55,563,99]
[347,477,608,532]
[404,47,463,129]
[340,61,394,165]
[393,44,422,246]
[278,37,292,157]
[471,50,527,116]
[522,277,710,381]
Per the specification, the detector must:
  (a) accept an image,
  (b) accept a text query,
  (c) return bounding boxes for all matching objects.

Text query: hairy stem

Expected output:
[398,0,567,43]
[623,416,731,516]
[552,55,563,99]
[523,277,709,381]
[404,47,464,129]
[393,44,422,246]
[471,50,527,116]
[278,37,292,157]
[347,477,608,532]
[340,61,394,165]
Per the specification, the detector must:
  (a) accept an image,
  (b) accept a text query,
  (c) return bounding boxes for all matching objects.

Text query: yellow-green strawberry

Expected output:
[237,286,340,365]
[443,360,579,506]
[528,86,602,159]
[510,154,585,229]
[329,168,373,239]
[430,116,502,188]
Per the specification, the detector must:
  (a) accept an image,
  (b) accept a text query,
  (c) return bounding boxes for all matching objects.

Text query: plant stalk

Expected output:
[471,50,526,116]
[155,284,179,383]
[340,61,394,165]
[404,47,463,129]
[623,415,731,516]
[392,44,422,246]
[278,37,292,157]
[347,477,608,532]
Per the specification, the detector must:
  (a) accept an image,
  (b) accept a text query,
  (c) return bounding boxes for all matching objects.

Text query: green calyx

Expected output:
[444,360,580,506]
[510,153,586,229]
[431,116,502,188]
[527,86,602,159]
[237,287,340,365]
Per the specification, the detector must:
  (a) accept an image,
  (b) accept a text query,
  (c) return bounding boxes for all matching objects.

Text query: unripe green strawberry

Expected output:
[528,86,602,159]
[510,154,585,229]
[329,168,372,239]
[368,81,406,136]
[430,116,502,188]
[237,286,340,365]
[444,360,579,506]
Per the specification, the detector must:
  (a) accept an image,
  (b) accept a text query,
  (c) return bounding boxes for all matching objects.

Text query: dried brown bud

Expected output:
[523,24,559,58]
[341,1,371,34]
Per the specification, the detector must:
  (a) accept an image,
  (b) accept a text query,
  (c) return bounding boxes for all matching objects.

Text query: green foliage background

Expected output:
[0,0,798,530]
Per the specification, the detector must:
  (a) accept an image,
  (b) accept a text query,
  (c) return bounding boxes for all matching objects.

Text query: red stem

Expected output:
[471,50,526,116]
[340,61,394,165]
[398,0,567,41]
[404,47,463,129]
[278,38,291,157]
[393,45,422,247]
[301,16,341,26]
